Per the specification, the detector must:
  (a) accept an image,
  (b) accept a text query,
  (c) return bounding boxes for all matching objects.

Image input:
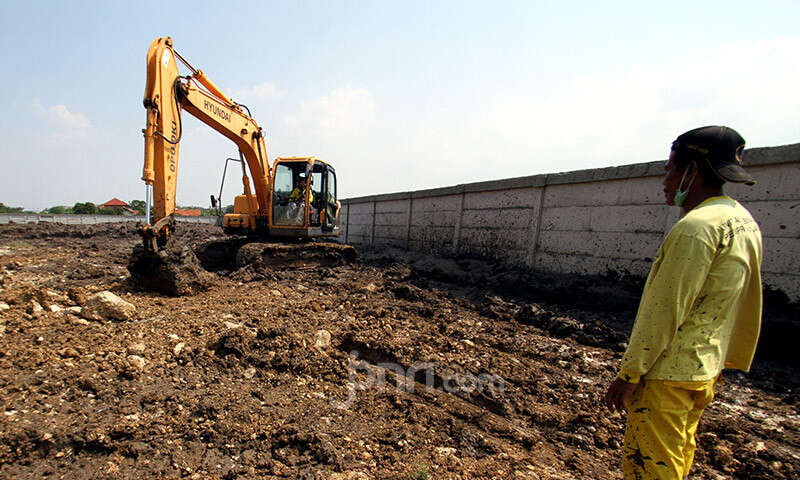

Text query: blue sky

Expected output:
[2,1,798,210]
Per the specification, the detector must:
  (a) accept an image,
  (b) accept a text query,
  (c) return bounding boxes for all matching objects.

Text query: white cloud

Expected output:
[229,82,286,102]
[31,99,92,141]
[284,85,375,141]
[283,114,298,127]
[47,104,91,129]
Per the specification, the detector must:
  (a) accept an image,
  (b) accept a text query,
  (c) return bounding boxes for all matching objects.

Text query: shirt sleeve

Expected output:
[618,230,715,383]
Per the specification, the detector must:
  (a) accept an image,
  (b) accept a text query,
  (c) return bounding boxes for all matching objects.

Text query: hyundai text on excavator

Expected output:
[130,37,355,295]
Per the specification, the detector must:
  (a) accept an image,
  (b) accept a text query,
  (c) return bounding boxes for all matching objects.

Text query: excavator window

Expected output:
[322,169,338,232]
[310,171,323,227]
[328,171,336,200]
[272,163,308,226]
[312,171,323,200]
[274,165,293,195]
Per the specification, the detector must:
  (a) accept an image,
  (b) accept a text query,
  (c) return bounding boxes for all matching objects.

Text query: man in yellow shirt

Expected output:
[605,126,763,479]
[289,173,314,204]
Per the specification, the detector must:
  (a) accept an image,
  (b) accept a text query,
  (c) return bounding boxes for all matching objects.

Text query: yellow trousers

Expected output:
[622,378,717,480]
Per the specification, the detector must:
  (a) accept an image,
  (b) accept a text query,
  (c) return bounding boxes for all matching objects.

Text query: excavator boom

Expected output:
[141,37,270,248]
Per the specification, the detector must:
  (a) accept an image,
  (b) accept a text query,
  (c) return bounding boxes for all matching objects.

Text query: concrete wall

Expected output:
[341,143,800,301]
[0,214,219,225]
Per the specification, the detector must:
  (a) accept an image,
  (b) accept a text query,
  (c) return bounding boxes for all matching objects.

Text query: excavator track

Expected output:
[128,235,359,296]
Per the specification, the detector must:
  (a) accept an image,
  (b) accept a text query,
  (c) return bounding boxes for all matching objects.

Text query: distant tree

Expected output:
[224,204,234,214]
[72,202,98,214]
[99,206,124,215]
[43,205,72,214]
[129,200,147,215]
[0,203,24,213]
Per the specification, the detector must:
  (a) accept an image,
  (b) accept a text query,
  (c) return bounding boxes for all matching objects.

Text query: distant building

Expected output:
[99,198,137,215]
[99,198,129,209]
[174,208,202,217]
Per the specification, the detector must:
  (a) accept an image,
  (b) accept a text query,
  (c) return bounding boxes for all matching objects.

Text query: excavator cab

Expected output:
[269,157,339,237]
[224,156,339,238]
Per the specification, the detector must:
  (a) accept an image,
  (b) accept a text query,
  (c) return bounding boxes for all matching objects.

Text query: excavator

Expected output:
[141,36,341,250]
[131,37,354,294]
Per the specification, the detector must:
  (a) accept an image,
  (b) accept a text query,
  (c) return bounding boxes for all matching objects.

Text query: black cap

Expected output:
[671,126,756,185]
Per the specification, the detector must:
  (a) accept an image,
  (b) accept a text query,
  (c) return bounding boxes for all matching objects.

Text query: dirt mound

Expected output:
[0,220,222,241]
[129,237,359,296]
[363,246,800,371]
[126,223,232,296]
[0,221,139,239]
[235,242,359,270]
[127,244,216,296]
[362,247,645,317]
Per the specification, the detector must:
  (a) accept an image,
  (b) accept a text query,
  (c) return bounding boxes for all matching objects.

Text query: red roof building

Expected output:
[99,198,129,208]
[174,208,202,217]
[99,198,137,215]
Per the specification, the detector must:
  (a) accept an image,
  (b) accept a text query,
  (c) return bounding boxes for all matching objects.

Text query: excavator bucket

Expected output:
[128,243,215,296]
[128,225,216,296]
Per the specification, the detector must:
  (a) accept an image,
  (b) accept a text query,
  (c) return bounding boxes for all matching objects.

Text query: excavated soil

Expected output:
[0,222,797,479]
[129,235,359,297]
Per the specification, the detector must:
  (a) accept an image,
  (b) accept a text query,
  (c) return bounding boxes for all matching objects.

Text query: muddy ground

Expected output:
[0,222,797,479]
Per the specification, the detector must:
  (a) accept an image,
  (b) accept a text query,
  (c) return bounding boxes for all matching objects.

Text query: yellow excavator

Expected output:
[132,37,354,295]
[141,36,341,251]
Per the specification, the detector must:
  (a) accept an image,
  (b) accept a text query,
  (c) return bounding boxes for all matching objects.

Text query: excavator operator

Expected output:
[289,172,313,204]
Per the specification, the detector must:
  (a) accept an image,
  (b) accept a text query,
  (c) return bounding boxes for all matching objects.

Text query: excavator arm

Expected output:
[141,37,271,249]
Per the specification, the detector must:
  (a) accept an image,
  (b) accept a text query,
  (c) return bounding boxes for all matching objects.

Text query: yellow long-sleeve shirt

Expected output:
[289,186,313,204]
[618,196,763,384]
